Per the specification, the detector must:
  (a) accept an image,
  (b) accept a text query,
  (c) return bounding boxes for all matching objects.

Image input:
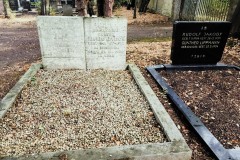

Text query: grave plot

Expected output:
[147,21,240,160]
[0,16,191,159]
[0,64,191,159]
[147,64,240,160]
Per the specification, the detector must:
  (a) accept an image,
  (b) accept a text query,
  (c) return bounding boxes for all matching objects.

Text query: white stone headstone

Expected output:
[37,16,86,69]
[84,17,127,70]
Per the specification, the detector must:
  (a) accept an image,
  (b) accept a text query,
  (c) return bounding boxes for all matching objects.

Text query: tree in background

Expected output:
[77,0,113,17]
[76,0,87,16]
[3,0,14,18]
[104,0,113,17]
[231,0,240,37]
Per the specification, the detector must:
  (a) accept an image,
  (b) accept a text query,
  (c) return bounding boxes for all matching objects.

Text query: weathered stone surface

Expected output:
[84,17,127,70]
[37,16,86,69]
[37,17,127,70]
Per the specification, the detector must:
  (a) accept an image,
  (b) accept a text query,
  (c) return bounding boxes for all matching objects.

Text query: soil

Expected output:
[0,15,40,99]
[160,69,240,149]
[0,8,240,160]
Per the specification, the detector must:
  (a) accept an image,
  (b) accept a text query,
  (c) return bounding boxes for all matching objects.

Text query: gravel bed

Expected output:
[0,69,166,157]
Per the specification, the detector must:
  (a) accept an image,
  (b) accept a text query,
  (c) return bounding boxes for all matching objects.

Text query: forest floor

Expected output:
[0,7,239,160]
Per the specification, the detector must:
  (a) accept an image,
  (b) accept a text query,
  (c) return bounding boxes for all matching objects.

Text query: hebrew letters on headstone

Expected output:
[171,21,231,65]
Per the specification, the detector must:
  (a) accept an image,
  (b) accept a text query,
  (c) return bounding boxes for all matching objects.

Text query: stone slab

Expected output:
[42,57,86,69]
[228,149,240,160]
[171,21,231,65]
[3,142,191,160]
[128,64,184,142]
[37,16,86,69]
[84,17,127,70]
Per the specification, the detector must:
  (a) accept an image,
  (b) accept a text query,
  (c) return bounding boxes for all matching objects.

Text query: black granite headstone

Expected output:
[171,21,231,65]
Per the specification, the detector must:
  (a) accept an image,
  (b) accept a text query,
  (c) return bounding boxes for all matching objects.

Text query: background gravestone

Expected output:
[171,21,231,65]
[63,4,73,16]
[37,16,86,69]
[84,17,127,70]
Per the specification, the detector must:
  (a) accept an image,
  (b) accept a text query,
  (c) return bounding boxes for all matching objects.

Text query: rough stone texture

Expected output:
[37,17,127,70]
[128,64,184,142]
[84,17,127,70]
[41,57,86,69]
[37,16,86,69]
[2,143,191,160]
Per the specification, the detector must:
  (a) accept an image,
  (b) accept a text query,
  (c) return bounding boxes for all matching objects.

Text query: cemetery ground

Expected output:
[0,8,240,160]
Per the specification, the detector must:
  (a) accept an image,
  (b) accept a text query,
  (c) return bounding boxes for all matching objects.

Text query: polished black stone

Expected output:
[171,21,231,65]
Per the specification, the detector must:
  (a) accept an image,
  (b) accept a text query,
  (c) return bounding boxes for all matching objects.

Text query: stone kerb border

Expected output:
[0,63,42,119]
[0,64,191,160]
[37,16,127,70]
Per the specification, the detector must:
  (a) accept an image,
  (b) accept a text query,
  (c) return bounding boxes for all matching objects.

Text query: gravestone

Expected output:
[84,17,127,70]
[37,16,127,70]
[37,16,86,69]
[63,4,72,16]
[171,21,231,65]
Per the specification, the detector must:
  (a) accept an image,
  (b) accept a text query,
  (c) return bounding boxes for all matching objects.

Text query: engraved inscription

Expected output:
[85,18,127,69]
[181,32,223,49]
[38,17,85,58]
[37,16,86,69]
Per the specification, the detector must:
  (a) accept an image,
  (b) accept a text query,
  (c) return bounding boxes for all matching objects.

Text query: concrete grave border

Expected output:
[0,63,42,118]
[0,63,191,160]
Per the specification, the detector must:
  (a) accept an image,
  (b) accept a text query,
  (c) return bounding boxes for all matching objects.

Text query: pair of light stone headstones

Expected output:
[37,16,127,70]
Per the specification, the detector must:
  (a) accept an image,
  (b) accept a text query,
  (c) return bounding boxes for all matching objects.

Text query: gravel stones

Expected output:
[0,69,166,157]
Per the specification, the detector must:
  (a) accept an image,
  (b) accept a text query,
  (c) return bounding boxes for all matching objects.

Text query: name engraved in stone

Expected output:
[181,32,223,49]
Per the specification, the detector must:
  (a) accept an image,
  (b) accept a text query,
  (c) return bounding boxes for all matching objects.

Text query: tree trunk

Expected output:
[0,0,4,15]
[104,0,113,17]
[40,0,45,15]
[97,0,104,16]
[76,0,87,16]
[3,0,14,18]
[230,0,240,38]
